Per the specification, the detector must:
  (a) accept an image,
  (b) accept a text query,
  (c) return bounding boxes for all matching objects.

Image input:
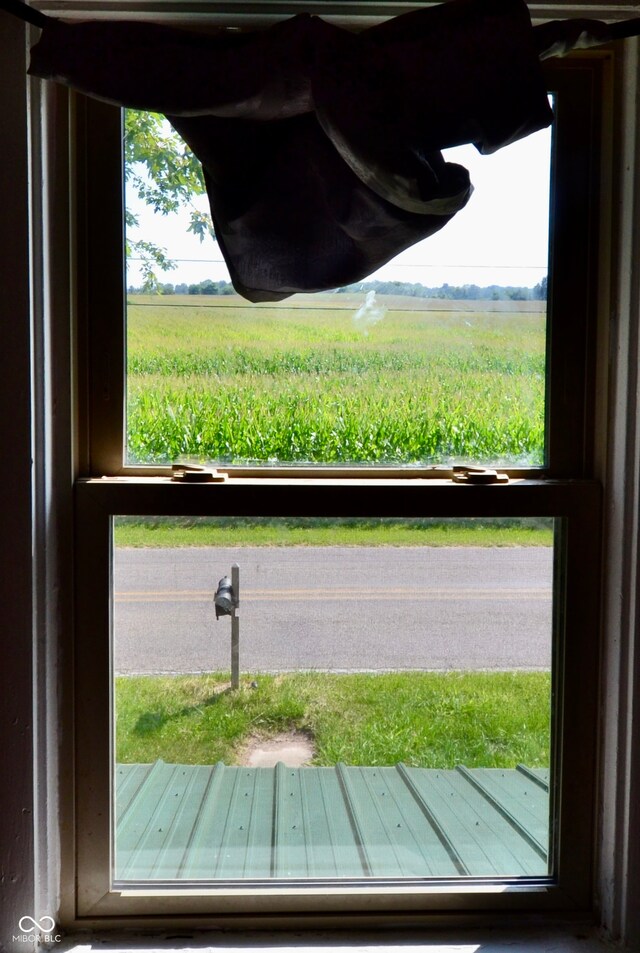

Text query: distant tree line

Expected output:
[336,276,548,301]
[128,276,548,301]
[128,278,236,296]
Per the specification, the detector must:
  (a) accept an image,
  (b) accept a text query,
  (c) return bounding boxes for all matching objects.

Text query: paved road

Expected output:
[113,546,553,674]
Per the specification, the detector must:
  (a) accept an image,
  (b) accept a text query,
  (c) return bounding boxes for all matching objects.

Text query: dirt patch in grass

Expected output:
[237,730,315,767]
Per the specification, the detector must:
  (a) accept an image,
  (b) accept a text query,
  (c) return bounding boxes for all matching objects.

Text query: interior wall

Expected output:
[597,36,640,949]
[0,12,36,948]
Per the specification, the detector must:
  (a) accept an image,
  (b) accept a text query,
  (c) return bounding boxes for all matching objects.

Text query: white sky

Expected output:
[125,123,552,290]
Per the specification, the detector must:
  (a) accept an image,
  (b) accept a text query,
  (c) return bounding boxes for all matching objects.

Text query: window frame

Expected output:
[70,49,607,924]
[79,59,601,481]
[75,477,601,919]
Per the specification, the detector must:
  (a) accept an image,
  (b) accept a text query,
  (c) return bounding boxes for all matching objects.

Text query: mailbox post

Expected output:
[214,563,240,689]
[230,563,240,689]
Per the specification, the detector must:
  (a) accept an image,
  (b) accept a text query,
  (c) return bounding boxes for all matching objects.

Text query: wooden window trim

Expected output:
[69,41,605,927]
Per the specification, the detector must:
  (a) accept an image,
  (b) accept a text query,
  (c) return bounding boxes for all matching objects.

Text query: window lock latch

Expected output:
[452,466,509,485]
[171,464,227,483]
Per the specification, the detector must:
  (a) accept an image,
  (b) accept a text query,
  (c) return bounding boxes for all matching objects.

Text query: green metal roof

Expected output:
[115,761,549,882]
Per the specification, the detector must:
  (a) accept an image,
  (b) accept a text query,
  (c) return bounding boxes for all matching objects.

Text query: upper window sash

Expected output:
[76,57,602,479]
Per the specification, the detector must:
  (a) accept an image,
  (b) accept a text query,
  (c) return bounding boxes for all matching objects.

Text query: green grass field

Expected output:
[114,515,554,548]
[126,294,546,466]
[116,670,550,768]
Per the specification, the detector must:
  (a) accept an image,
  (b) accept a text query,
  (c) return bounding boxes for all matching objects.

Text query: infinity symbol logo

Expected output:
[18,916,56,934]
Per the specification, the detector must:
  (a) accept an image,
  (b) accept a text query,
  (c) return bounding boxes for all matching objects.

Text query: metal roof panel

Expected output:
[115,761,549,882]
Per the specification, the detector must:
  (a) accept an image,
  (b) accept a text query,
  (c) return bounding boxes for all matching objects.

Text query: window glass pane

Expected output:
[112,516,554,882]
[124,116,552,468]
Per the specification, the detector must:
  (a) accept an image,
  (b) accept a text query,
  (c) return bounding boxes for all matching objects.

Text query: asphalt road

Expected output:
[113,546,553,674]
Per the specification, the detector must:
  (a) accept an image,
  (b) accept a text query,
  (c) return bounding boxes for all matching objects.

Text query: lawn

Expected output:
[126,294,546,467]
[115,670,550,769]
[114,515,554,548]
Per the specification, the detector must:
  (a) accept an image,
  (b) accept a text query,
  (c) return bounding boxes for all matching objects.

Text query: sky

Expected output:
[125,123,552,291]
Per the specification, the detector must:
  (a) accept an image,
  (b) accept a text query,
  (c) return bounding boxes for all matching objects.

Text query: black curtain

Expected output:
[27,0,553,300]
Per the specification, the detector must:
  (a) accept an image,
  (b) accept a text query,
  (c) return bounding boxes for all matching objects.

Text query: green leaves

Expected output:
[124,110,207,212]
[124,110,215,287]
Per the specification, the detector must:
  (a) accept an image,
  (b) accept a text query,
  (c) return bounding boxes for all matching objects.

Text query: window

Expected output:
[122,124,552,471]
[112,516,557,883]
[73,54,604,922]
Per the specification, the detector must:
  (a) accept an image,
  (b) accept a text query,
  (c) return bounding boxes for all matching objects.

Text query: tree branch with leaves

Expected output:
[124,110,215,293]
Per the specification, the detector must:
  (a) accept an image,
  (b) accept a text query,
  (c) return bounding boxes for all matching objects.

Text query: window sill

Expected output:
[54,925,614,953]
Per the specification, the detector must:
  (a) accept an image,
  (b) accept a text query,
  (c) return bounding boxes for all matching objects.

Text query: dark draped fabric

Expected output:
[28,0,553,301]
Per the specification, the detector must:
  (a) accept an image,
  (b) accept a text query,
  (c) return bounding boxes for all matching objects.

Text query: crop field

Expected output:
[126,294,546,466]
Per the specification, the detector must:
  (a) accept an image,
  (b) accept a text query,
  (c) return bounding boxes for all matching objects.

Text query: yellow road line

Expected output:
[114,587,551,603]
